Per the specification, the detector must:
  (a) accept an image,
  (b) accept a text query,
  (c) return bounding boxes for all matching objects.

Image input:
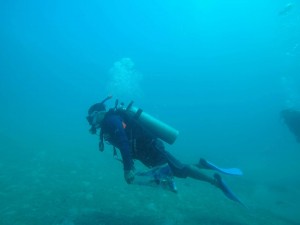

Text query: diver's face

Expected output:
[95,111,106,124]
[88,111,106,126]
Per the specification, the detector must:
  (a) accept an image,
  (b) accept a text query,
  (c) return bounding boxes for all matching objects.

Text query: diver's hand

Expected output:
[124,170,135,184]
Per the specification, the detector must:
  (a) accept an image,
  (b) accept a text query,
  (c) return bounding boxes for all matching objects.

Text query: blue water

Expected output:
[0,1,299,224]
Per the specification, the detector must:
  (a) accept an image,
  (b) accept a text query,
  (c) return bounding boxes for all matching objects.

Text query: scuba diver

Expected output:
[87,96,244,205]
[281,108,300,142]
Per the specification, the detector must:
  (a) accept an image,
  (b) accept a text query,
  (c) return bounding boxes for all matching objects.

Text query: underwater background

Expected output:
[0,0,299,224]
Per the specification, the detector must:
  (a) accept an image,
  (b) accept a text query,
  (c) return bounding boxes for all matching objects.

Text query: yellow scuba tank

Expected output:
[125,101,179,145]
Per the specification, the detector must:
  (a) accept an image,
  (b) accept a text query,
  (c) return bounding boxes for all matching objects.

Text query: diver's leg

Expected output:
[185,165,218,186]
[196,158,210,169]
[159,150,218,186]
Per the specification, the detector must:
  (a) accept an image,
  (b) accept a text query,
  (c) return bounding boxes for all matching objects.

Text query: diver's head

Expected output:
[87,96,112,134]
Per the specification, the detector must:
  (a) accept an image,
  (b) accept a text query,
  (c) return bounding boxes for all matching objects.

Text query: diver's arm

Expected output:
[108,116,134,173]
[115,127,134,172]
[114,120,135,183]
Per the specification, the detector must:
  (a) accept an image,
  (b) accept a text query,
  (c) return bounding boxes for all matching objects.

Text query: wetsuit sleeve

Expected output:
[105,116,133,171]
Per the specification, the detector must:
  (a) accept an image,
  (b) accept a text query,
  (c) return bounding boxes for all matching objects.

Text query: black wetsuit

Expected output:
[101,112,188,178]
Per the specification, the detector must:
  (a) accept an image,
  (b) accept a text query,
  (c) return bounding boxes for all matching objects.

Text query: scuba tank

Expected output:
[124,101,179,145]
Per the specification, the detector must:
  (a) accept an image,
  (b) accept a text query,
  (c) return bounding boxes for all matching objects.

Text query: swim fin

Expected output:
[214,173,246,207]
[199,158,243,176]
